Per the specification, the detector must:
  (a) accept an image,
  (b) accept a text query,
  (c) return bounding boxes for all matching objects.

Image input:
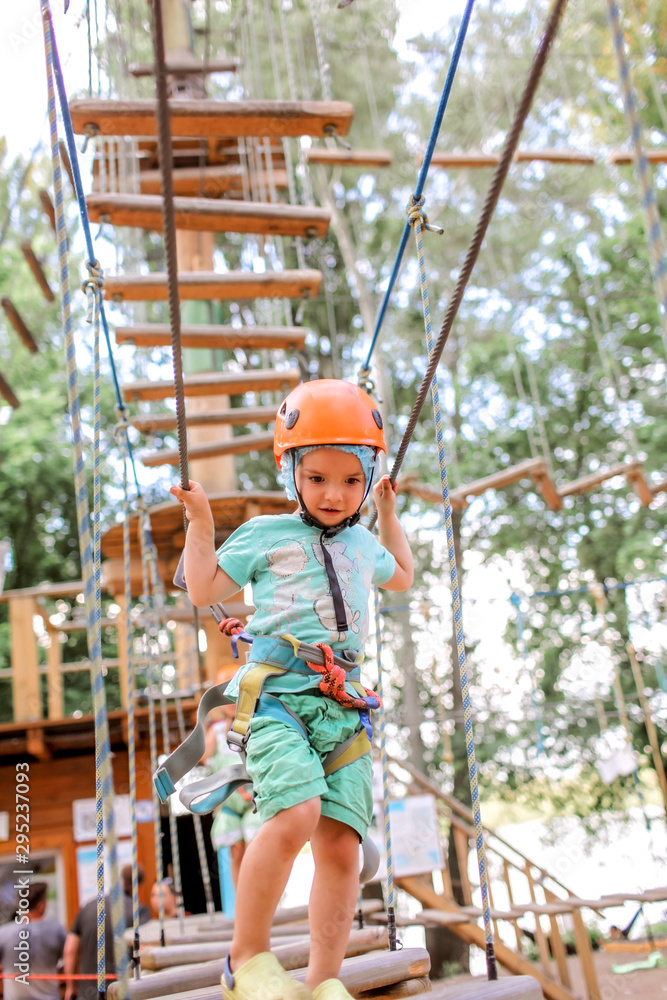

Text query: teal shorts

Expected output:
[245,692,373,840]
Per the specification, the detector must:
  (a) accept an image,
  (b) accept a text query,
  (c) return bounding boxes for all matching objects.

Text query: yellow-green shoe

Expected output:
[221,953,312,1000]
[312,981,354,1000]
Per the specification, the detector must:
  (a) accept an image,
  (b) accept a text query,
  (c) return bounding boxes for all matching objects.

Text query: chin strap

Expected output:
[291,450,378,636]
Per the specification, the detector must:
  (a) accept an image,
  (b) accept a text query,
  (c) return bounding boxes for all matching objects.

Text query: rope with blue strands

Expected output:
[606,0,667,366]
[358,0,476,387]
[41,7,128,996]
[115,413,142,973]
[407,201,497,979]
[373,589,397,951]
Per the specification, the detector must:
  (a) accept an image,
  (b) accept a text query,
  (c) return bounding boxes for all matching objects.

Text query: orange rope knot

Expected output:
[306,643,382,711]
[218,617,245,636]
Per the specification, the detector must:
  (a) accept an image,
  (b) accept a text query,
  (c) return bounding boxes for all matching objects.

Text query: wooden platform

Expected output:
[306,148,393,167]
[69,99,354,139]
[122,368,300,402]
[131,404,277,433]
[104,270,322,302]
[86,193,330,238]
[141,430,275,466]
[114,324,306,350]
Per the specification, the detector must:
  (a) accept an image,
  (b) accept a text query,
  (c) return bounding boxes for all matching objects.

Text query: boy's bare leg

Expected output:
[306,816,360,989]
[230,798,321,971]
[229,840,246,888]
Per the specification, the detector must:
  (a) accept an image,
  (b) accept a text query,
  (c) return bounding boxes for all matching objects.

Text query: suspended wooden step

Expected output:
[609,148,667,165]
[400,458,562,512]
[122,368,300,402]
[558,460,653,506]
[142,430,275,466]
[20,242,55,302]
[114,323,306,350]
[423,150,595,168]
[104,269,322,302]
[86,192,330,238]
[129,59,239,77]
[139,164,244,196]
[39,190,57,234]
[57,140,75,189]
[0,371,20,408]
[69,99,354,140]
[1,299,39,353]
[514,148,596,164]
[306,148,393,167]
[132,404,277,433]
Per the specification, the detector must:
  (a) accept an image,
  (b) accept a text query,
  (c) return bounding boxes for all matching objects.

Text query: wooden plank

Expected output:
[104,269,322,302]
[69,99,354,139]
[124,369,299,403]
[39,189,57,233]
[514,148,596,164]
[503,859,524,954]
[0,371,20,408]
[306,148,393,167]
[424,152,500,168]
[139,164,244,196]
[141,430,275,466]
[115,324,305,350]
[141,933,310,970]
[524,863,553,980]
[609,147,667,164]
[132,405,277,433]
[544,890,572,990]
[58,140,75,189]
[570,908,601,1000]
[402,888,577,1000]
[400,458,556,510]
[20,242,55,302]
[364,977,430,999]
[1,298,39,353]
[110,927,391,1000]
[86,193,330,239]
[427,979,543,999]
[453,826,473,905]
[10,595,42,722]
[129,59,240,77]
[625,464,654,506]
[652,478,667,496]
[558,460,645,498]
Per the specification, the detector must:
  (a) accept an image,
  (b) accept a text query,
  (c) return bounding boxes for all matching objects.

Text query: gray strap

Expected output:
[179,762,251,813]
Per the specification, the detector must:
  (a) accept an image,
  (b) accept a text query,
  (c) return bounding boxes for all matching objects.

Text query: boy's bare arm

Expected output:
[170,480,241,606]
[373,476,414,591]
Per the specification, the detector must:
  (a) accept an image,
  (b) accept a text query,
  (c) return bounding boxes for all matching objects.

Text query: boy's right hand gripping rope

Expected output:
[307,643,382,711]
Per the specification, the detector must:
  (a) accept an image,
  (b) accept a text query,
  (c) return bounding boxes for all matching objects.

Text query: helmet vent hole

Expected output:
[278,401,287,416]
[285,408,300,430]
[371,408,383,430]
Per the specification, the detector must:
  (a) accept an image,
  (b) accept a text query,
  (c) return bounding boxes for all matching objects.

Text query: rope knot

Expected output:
[82,259,104,323]
[357,367,375,395]
[81,122,99,153]
[406,195,444,235]
[114,404,130,450]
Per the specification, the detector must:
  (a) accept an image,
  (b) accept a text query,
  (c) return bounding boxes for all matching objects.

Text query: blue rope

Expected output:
[360,0,476,379]
[40,15,141,496]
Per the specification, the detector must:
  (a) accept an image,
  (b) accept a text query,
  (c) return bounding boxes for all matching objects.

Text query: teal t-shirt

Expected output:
[216,513,395,651]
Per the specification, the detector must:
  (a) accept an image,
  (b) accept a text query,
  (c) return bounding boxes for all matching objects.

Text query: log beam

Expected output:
[1,298,39,353]
[20,242,55,302]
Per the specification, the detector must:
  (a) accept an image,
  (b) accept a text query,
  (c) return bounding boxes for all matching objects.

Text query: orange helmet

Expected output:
[216,663,240,685]
[274,380,386,466]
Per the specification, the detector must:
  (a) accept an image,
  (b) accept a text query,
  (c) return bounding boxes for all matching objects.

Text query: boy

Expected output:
[171,380,413,1000]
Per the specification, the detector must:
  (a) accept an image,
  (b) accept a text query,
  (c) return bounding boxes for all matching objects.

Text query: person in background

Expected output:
[149,879,180,921]
[0,882,66,1000]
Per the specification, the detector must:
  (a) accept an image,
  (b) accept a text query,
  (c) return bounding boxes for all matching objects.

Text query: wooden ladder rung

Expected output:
[39,189,57,234]
[306,148,393,167]
[139,164,243,197]
[141,431,275,466]
[69,99,354,139]
[558,461,647,499]
[131,405,277,433]
[514,148,596,164]
[123,368,300,402]
[129,59,240,77]
[1,298,39,353]
[0,371,20,408]
[114,324,306,350]
[422,152,500,168]
[20,242,55,302]
[609,148,667,165]
[104,270,322,302]
[86,193,330,238]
